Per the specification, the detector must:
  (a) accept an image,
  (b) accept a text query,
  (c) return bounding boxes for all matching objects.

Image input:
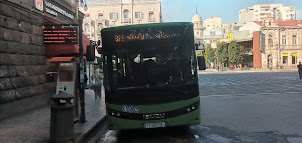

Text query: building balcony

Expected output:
[96,18,105,23]
[83,18,92,23]
[123,18,131,23]
[148,17,156,22]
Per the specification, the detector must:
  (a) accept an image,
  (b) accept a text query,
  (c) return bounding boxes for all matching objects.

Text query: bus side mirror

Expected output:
[86,45,95,61]
[97,40,101,46]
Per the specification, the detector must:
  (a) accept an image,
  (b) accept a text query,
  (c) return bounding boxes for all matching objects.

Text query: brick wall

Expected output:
[0,2,54,119]
[253,31,262,68]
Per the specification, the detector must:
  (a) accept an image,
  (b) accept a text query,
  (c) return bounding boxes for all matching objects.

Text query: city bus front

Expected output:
[101,23,200,130]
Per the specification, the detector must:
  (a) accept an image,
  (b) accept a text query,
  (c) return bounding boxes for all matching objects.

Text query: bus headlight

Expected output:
[191,105,195,110]
[187,107,191,112]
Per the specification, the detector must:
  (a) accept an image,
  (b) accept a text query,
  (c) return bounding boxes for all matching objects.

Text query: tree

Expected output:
[228,41,243,67]
[204,44,215,63]
[216,41,228,65]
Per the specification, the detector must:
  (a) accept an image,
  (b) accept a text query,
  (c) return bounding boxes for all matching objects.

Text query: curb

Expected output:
[198,69,297,74]
[75,115,107,143]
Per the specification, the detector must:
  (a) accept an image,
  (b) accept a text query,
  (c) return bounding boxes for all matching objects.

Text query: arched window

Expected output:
[268,34,273,46]
[124,9,129,18]
[98,12,103,19]
[196,23,199,27]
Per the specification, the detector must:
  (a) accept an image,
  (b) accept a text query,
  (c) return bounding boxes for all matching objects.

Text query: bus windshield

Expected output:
[104,24,197,89]
[101,23,199,104]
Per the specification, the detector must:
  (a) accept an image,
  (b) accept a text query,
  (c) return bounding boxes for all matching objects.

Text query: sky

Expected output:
[162,0,302,24]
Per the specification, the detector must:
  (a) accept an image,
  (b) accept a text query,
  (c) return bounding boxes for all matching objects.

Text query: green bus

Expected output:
[101,22,200,130]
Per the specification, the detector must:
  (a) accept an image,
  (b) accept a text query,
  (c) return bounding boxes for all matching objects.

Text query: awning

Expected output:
[98,13,103,16]
[85,13,89,16]
[50,57,77,63]
[292,53,297,56]
[149,11,153,14]
[282,53,288,56]
[46,34,90,58]
[243,53,253,56]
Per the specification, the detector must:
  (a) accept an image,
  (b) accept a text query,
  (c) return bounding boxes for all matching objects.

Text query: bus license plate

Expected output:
[144,122,165,128]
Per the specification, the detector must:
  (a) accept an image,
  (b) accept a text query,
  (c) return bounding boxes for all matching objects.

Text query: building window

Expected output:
[98,13,103,19]
[282,53,288,64]
[292,53,297,64]
[292,35,297,45]
[149,11,154,19]
[268,34,273,46]
[124,9,129,18]
[255,14,258,17]
[255,10,258,12]
[196,23,199,27]
[135,12,142,19]
[84,24,90,33]
[282,35,287,45]
[110,13,117,20]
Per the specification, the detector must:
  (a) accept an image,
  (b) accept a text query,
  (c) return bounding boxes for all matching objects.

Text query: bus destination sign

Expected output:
[44,26,78,44]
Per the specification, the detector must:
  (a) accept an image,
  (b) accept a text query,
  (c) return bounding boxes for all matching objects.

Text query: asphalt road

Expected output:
[95,71,302,143]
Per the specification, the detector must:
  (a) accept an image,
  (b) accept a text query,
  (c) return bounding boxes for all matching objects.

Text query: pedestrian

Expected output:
[84,72,88,89]
[91,70,102,100]
[297,61,302,79]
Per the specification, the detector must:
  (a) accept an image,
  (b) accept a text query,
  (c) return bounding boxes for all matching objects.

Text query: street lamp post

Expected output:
[76,0,88,123]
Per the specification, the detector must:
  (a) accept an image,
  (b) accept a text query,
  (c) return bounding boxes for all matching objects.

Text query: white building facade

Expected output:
[239,4,296,24]
[81,0,162,43]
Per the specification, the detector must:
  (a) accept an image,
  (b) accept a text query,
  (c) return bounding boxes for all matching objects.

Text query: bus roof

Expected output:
[101,22,193,32]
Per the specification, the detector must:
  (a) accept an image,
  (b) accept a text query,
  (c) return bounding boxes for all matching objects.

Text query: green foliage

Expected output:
[216,42,228,64]
[204,44,216,63]
[228,41,243,65]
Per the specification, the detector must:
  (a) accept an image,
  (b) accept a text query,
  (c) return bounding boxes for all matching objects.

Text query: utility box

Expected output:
[50,92,74,143]
[50,57,79,120]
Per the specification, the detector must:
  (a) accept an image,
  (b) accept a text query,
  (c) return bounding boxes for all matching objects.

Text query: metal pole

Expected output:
[278,28,280,69]
[79,19,86,122]
[76,0,86,122]
[270,45,272,70]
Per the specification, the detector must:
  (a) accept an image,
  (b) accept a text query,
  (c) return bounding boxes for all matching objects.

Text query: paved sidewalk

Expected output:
[198,68,297,74]
[0,89,106,143]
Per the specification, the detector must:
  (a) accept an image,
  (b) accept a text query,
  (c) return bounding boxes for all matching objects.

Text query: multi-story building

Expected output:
[193,16,230,48]
[239,4,296,24]
[203,17,222,30]
[254,16,302,69]
[81,0,162,43]
[203,29,224,48]
[0,0,83,119]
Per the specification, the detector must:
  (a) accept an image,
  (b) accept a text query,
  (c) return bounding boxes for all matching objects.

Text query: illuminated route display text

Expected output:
[114,33,180,42]
[44,27,78,44]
